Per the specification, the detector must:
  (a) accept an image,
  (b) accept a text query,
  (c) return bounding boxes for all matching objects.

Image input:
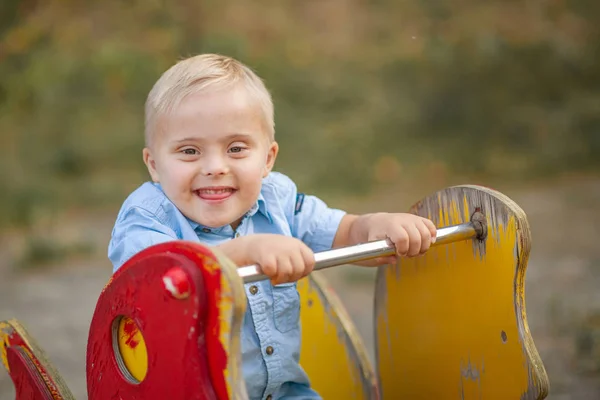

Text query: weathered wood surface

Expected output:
[375,185,550,399]
[86,241,247,400]
[297,272,379,398]
[0,184,551,399]
[1,319,74,400]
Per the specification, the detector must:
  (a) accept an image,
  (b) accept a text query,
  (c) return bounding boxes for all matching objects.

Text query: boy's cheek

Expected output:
[166,161,196,178]
[234,161,265,179]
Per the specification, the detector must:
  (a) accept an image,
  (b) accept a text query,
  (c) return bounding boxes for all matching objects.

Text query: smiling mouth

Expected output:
[195,187,236,202]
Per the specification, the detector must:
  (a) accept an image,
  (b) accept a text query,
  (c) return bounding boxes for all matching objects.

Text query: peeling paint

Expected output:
[0,319,74,399]
[460,356,483,381]
[162,267,191,299]
[122,319,140,349]
[210,248,248,400]
[375,185,549,399]
[84,242,248,399]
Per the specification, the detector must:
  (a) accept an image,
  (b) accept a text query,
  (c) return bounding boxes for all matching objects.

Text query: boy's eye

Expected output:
[228,146,246,153]
[182,148,198,155]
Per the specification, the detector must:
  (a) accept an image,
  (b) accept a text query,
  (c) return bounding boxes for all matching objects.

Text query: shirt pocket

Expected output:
[272,282,300,333]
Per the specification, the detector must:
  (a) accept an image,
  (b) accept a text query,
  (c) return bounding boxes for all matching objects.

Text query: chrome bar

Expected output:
[238,221,479,284]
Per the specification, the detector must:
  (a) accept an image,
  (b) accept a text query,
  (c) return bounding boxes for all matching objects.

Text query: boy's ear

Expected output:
[143,148,160,182]
[263,141,279,177]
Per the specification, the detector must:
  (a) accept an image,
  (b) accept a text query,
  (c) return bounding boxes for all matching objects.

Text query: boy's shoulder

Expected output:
[262,171,297,193]
[261,171,298,204]
[261,171,316,222]
[115,182,173,222]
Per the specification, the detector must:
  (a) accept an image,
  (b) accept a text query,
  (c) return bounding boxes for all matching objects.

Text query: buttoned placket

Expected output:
[198,202,279,399]
[238,218,284,400]
[246,279,284,400]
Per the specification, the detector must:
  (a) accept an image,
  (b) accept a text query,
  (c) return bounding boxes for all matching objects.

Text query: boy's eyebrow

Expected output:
[221,133,255,141]
[172,133,255,143]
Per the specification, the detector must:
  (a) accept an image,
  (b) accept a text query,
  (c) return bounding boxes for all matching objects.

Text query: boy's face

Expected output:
[143,85,278,229]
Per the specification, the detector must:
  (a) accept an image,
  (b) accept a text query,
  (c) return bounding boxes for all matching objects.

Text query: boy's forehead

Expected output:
[153,89,269,144]
[176,86,259,118]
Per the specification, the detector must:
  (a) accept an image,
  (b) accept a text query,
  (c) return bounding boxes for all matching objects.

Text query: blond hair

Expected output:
[144,53,274,146]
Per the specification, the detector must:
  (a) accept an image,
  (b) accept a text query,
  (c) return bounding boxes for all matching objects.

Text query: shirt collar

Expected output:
[153,182,273,234]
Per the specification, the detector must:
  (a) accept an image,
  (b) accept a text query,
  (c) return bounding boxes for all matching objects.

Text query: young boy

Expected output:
[108,53,437,399]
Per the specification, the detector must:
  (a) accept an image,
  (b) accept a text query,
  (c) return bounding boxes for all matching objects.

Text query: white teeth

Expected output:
[199,188,232,194]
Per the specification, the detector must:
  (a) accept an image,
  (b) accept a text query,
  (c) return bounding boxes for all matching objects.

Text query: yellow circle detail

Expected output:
[116,316,148,383]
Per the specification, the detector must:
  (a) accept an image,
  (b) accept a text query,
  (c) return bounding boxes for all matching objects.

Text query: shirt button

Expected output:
[249,285,258,295]
[266,395,272,400]
[265,346,274,355]
[202,228,211,233]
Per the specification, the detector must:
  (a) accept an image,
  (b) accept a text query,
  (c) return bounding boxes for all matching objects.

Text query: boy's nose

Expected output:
[201,156,229,176]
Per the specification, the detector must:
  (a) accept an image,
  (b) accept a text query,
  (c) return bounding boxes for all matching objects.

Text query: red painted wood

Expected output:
[163,266,192,299]
[2,322,67,400]
[86,241,231,400]
[6,346,57,400]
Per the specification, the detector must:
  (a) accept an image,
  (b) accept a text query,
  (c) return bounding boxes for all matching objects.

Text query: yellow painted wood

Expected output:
[0,321,9,373]
[298,272,379,399]
[375,185,549,399]
[116,316,148,383]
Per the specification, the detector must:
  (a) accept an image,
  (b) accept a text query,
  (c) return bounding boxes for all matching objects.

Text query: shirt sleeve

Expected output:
[108,206,178,273]
[271,173,346,252]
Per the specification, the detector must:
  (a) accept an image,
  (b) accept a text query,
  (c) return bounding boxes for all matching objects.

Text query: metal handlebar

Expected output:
[238,213,487,284]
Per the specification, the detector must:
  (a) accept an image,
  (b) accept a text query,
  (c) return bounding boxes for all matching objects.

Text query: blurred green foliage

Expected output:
[1,0,599,229]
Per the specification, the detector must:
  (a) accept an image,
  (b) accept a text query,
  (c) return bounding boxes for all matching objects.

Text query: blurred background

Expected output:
[0,1,599,398]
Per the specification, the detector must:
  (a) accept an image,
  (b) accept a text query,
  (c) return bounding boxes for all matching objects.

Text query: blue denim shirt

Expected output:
[108,171,346,400]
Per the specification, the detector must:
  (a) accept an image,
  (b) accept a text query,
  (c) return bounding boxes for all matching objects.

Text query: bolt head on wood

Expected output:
[162,267,191,299]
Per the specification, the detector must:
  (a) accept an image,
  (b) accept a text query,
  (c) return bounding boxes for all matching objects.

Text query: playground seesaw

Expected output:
[1,184,550,399]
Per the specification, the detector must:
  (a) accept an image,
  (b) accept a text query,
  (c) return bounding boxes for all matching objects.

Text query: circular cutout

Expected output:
[112,316,148,383]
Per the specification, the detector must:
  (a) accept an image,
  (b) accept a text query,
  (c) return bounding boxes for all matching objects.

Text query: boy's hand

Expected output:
[337,212,437,266]
[218,234,315,285]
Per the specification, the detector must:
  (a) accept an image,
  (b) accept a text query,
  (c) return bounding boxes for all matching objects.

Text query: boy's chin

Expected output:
[193,214,236,229]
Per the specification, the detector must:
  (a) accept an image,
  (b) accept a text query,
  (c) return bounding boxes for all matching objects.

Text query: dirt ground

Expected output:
[1,176,599,399]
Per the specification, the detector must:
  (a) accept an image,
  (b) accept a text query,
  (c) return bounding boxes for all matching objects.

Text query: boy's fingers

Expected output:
[403,224,422,257]
[274,256,292,284]
[390,227,409,256]
[417,220,432,254]
[423,218,437,243]
[301,246,316,275]
[289,253,305,282]
[260,255,277,278]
